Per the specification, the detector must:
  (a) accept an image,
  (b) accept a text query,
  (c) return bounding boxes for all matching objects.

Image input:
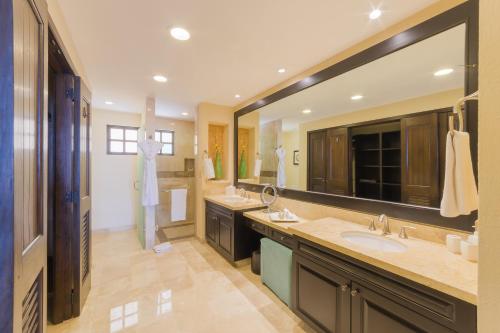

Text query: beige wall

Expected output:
[478,0,500,331]
[283,130,300,189]
[155,117,195,172]
[296,89,463,189]
[195,103,234,239]
[91,109,141,230]
[233,0,465,113]
[47,0,89,86]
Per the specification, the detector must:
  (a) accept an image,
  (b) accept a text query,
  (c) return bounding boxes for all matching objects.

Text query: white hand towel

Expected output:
[170,188,187,222]
[204,158,215,179]
[440,131,478,217]
[254,159,262,177]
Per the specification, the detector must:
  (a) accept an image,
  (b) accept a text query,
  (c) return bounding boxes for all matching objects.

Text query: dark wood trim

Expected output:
[0,1,15,331]
[106,124,140,155]
[234,0,478,232]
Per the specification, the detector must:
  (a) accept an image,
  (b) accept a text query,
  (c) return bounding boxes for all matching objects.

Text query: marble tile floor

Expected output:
[48,230,313,333]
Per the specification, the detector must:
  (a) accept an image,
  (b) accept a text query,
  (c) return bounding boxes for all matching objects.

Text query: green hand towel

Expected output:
[239,149,247,179]
[215,150,223,179]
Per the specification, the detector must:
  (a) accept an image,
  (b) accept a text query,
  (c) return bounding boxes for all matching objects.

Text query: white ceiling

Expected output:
[56,0,441,119]
[252,24,465,131]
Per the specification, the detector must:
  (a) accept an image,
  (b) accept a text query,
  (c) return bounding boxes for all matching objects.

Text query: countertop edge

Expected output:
[205,196,265,211]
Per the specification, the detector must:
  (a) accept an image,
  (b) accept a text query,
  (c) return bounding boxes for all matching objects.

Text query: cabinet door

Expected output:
[308,130,327,192]
[206,210,218,244]
[351,282,454,333]
[218,215,233,257]
[326,127,350,195]
[401,113,439,207]
[293,255,350,333]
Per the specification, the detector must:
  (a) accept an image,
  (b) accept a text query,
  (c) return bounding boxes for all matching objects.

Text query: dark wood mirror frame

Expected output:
[234,0,478,232]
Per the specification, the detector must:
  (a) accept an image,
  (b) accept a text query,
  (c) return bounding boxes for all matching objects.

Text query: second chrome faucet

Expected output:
[368,214,391,236]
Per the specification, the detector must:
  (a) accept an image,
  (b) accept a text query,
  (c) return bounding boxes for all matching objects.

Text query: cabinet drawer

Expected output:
[206,202,234,220]
[243,218,267,235]
[268,228,295,249]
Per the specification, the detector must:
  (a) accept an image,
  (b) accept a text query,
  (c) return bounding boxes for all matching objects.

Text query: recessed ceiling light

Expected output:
[170,27,190,41]
[235,94,241,99]
[105,101,114,105]
[302,109,312,114]
[181,112,189,116]
[153,75,168,82]
[351,95,363,100]
[434,68,454,76]
[278,68,286,73]
[369,9,382,20]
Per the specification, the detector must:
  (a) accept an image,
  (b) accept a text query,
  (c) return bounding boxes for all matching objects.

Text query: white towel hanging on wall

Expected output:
[440,91,479,217]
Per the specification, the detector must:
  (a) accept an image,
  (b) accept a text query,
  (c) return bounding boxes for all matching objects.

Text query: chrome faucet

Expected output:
[238,188,247,198]
[379,214,391,236]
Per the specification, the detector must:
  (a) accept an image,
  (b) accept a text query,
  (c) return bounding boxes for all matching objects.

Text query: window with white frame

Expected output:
[155,130,174,155]
[107,125,139,155]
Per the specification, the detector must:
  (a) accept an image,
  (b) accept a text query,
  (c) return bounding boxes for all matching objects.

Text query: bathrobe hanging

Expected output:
[276,147,286,188]
[138,139,164,207]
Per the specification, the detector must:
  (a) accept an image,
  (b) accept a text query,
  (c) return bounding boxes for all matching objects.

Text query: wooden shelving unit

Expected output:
[352,124,401,202]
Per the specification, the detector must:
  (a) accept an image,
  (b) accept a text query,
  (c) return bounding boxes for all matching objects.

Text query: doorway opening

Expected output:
[47,27,92,324]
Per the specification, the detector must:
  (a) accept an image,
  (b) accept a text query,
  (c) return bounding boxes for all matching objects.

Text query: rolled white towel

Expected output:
[254,159,262,177]
[204,158,215,179]
[153,242,172,253]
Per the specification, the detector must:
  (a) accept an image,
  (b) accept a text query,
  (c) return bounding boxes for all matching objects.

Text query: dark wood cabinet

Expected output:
[292,238,477,333]
[351,282,454,333]
[205,201,261,262]
[308,130,327,192]
[326,128,350,195]
[293,254,350,333]
[218,215,233,256]
[401,113,439,207]
[306,110,447,208]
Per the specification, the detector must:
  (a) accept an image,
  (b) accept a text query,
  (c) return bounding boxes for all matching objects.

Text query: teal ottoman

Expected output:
[260,237,293,306]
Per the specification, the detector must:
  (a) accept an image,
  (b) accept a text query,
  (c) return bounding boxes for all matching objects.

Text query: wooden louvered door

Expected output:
[5,0,49,332]
[73,78,92,316]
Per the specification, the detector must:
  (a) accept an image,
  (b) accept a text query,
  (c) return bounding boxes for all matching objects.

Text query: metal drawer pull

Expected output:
[351,289,360,297]
[280,236,285,241]
[341,284,349,292]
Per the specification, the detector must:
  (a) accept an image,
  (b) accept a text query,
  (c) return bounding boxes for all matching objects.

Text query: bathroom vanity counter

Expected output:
[204,194,265,211]
[288,217,478,305]
[243,210,310,236]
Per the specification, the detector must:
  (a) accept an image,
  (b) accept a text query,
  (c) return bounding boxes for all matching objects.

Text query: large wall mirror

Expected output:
[235,1,478,231]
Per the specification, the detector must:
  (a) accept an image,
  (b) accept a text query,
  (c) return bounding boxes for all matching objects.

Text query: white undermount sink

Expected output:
[341,231,407,253]
[223,196,248,203]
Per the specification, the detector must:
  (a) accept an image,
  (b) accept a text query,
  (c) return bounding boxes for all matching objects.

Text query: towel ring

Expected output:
[450,91,479,132]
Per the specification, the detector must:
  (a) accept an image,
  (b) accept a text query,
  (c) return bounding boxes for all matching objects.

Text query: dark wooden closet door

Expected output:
[73,78,92,316]
[2,0,49,331]
[326,127,350,195]
[53,73,76,323]
[307,130,327,192]
[401,113,439,207]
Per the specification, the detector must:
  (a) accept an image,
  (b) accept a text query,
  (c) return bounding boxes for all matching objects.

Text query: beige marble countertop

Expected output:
[286,217,477,305]
[243,210,310,235]
[205,194,265,211]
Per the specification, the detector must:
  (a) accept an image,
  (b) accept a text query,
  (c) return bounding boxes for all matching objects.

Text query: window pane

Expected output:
[155,131,161,142]
[162,132,173,143]
[125,129,137,141]
[162,144,173,155]
[110,128,124,140]
[110,141,123,153]
[125,142,137,153]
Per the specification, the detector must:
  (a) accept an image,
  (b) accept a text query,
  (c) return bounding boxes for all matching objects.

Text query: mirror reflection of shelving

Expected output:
[352,122,401,202]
